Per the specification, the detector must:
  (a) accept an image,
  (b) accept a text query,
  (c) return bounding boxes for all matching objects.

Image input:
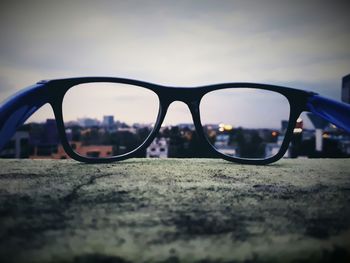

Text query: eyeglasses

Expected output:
[0,77,349,164]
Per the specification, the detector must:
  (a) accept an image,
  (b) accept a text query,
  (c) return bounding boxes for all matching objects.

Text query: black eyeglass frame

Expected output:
[30,77,312,165]
[2,76,349,165]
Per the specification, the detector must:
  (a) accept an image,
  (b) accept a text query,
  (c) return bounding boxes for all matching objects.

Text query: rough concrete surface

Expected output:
[0,158,349,263]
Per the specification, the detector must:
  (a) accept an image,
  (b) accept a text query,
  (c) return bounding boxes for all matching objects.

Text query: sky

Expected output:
[0,0,349,126]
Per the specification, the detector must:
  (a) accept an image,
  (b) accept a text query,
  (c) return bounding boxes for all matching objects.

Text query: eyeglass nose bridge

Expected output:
[158,86,204,105]
[157,87,203,119]
[157,88,205,137]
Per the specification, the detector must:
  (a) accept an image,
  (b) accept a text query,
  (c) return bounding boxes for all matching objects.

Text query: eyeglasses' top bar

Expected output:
[307,94,350,133]
[36,77,316,94]
[37,77,166,90]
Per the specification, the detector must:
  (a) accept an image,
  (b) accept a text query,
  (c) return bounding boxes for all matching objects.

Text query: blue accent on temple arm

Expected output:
[307,95,350,133]
[0,83,49,151]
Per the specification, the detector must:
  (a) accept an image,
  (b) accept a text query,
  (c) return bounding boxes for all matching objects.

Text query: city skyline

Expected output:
[26,115,287,131]
[4,111,349,160]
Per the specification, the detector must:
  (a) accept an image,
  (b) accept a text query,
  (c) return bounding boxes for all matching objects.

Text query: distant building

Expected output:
[31,142,113,159]
[147,137,169,158]
[102,115,114,131]
[44,119,60,145]
[339,140,350,155]
[28,119,59,146]
[117,127,137,134]
[342,74,350,103]
[265,143,280,158]
[281,120,289,133]
[58,142,113,158]
[0,131,29,158]
[265,135,289,158]
[26,119,60,157]
[77,118,100,127]
[214,134,237,156]
[177,123,195,130]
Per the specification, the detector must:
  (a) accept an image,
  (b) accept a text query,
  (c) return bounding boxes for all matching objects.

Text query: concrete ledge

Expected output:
[0,159,349,262]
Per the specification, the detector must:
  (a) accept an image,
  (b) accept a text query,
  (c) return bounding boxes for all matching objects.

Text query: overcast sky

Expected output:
[0,0,349,125]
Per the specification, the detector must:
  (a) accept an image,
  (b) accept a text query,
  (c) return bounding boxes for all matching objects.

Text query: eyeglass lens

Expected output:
[62,83,159,158]
[200,88,290,159]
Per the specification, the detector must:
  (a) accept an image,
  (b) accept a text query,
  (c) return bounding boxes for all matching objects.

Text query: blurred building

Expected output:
[0,131,29,158]
[342,74,350,103]
[147,137,169,158]
[102,115,115,132]
[177,123,195,130]
[29,119,60,157]
[281,120,289,133]
[214,134,237,156]
[30,142,113,159]
[77,118,100,127]
[52,142,113,159]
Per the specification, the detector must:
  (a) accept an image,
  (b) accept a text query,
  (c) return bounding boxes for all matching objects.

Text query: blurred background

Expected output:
[0,0,349,160]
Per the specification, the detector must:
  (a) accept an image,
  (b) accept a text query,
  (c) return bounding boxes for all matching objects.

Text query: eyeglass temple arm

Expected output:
[307,94,350,133]
[0,83,49,151]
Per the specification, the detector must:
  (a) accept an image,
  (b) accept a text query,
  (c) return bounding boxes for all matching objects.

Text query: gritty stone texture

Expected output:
[0,158,349,263]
